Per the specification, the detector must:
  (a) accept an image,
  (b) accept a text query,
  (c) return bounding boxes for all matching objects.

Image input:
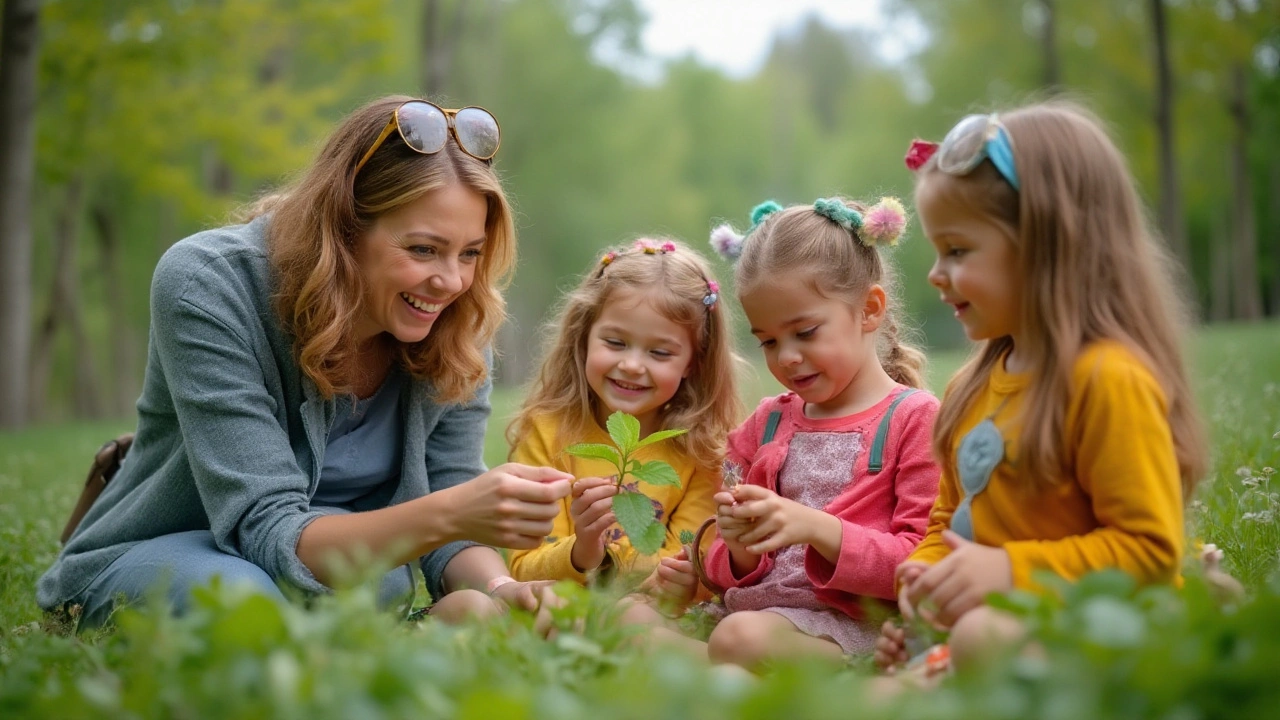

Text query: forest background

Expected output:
[0,0,1277,429]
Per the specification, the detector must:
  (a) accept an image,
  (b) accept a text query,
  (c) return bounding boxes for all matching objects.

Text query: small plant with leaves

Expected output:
[563,411,687,555]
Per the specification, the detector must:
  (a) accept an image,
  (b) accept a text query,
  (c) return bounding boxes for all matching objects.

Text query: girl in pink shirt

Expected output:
[700,197,941,670]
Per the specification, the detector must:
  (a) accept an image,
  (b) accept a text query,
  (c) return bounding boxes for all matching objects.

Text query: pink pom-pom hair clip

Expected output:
[860,197,908,246]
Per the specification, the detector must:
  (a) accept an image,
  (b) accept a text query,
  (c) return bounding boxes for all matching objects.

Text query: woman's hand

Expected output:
[438,463,572,548]
[489,579,565,638]
[568,476,618,572]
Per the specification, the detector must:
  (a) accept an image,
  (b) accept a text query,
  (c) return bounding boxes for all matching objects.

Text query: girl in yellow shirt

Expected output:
[877,101,1208,674]
[505,238,742,610]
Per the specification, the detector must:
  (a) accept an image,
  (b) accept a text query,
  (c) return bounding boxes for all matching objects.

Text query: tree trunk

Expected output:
[1149,0,1189,267]
[0,0,41,429]
[1271,163,1280,316]
[1227,62,1262,320]
[421,0,465,98]
[1041,0,1062,93]
[1209,208,1231,321]
[91,203,140,416]
[28,177,102,421]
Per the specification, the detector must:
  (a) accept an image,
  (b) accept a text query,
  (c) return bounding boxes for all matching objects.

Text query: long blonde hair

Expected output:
[250,95,515,404]
[918,100,1207,496]
[508,239,743,470]
[734,200,928,389]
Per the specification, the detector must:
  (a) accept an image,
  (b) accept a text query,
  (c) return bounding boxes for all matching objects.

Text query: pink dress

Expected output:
[705,387,942,655]
[723,432,879,653]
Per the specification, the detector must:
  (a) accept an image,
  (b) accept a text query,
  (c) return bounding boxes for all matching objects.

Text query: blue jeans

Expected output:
[72,529,416,628]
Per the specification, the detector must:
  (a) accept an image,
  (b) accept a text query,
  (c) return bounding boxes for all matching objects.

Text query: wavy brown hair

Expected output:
[916,100,1207,496]
[248,95,515,403]
[734,200,928,389]
[507,239,744,471]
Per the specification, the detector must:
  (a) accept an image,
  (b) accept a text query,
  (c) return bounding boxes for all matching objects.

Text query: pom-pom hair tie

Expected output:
[703,279,720,308]
[860,197,907,246]
[905,140,939,171]
[708,199,783,262]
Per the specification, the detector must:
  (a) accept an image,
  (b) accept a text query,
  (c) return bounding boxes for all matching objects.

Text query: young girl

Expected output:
[876,101,1208,674]
[506,238,742,608]
[688,196,941,670]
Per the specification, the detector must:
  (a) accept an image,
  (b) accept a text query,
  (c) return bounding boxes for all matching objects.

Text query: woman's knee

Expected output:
[428,588,499,624]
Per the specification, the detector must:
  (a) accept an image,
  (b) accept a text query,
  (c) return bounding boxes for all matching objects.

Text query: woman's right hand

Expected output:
[568,476,618,572]
[438,463,572,548]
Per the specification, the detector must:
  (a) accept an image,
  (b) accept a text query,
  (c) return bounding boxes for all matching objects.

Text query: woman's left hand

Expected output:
[728,484,824,554]
[489,579,565,637]
[906,531,1012,628]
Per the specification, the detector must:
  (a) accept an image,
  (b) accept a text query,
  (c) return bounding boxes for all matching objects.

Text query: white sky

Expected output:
[633,0,896,78]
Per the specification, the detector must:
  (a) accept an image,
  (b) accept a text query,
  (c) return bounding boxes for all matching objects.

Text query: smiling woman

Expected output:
[38,96,574,631]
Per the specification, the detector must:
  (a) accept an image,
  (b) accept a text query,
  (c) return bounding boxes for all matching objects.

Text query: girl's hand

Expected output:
[568,476,618,572]
[639,548,699,611]
[440,464,572,549]
[726,484,824,554]
[715,493,760,575]
[906,531,1012,628]
[874,619,909,673]
[895,561,931,619]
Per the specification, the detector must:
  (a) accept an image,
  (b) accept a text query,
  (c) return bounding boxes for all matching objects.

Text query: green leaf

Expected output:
[633,427,688,450]
[606,412,641,453]
[629,460,682,488]
[612,491,663,554]
[563,443,621,467]
[678,529,695,546]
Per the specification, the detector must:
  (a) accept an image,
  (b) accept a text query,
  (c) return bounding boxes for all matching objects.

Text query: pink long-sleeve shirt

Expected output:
[704,387,941,619]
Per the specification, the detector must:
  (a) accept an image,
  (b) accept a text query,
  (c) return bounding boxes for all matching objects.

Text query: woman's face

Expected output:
[354,183,489,345]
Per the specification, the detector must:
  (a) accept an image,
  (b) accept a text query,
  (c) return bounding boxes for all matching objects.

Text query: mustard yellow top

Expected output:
[908,341,1184,589]
[507,413,720,586]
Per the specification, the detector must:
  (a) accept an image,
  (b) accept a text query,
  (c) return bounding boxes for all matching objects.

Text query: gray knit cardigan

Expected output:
[37,215,487,610]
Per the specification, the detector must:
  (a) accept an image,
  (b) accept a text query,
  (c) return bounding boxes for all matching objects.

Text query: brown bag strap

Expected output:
[60,433,134,544]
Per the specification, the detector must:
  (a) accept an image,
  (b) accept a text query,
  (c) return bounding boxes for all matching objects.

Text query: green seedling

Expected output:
[564,411,687,555]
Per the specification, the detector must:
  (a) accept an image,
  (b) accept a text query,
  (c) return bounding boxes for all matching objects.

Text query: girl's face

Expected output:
[354,183,488,345]
[584,287,695,436]
[918,177,1023,345]
[740,275,881,418]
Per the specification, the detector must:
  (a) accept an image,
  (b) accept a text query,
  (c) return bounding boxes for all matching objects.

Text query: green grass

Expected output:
[2,321,1278,718]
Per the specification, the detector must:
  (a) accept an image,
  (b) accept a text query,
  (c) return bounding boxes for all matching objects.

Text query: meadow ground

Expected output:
[1,321,1277,718]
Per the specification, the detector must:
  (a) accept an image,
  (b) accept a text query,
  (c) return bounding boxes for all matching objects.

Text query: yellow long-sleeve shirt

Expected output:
[908,341,1184,590]
[507,414,720,588]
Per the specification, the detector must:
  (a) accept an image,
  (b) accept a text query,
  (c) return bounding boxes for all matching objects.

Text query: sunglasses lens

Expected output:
[453,107,501,160]
[397,102,449,154]
[936,114,991,175]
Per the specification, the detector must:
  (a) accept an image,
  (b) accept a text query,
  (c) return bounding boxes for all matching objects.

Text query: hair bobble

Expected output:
[813,198,863,231]
[860,197,907,246]
[703,280,720,308]
[600,251,617,267]
[904,140,939,171]
[708,199,783,262]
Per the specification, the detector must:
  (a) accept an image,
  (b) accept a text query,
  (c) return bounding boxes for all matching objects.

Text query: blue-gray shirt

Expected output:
[38,215,488,609]
[315,370,406,507]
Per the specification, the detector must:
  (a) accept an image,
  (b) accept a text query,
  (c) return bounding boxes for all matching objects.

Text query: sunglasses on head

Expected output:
[937,113,1021,190]
[354,100,501,175]
[907,113,1020,191]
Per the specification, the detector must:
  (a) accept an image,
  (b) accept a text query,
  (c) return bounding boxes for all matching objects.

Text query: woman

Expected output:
[38,96,572,628]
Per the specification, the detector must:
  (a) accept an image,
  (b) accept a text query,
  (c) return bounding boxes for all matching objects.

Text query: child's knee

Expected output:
[429,589,500,624]
[948,605,1025,670]
[707,612,772,665]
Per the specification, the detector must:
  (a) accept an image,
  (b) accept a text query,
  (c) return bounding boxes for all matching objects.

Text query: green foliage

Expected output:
[563,411,688,554]
[2,323,1280,719]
